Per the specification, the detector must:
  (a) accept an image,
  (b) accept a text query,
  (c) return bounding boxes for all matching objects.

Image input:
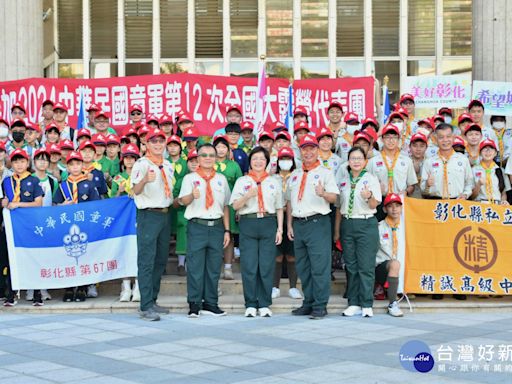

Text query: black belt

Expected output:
[241,213,277,219]
[293,213,325,222]
[144,207,169,213]
[423,196,457,200]
[190,218,222,227]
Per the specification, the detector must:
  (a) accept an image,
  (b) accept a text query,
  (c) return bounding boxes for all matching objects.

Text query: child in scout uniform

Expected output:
[79,140,108,198]
[131,128,174,322]
[225,123,249,174]
[272,146,303,300]
[181,123,201,158]
[54,151,100,302]
[230,147,284,318]
[486,115,512,169]
[463,123,483,167]
[92,133,112,181]
[159,114,174,139]
[106,135,121,177]
[286,135,339,320]
[334,146,381,318]
[167,135,188,275]
[59,139,75,173]
[376,193,405,317]
[25,122,41,154]
[268,130,291,175]
[409,133,428,199]
[77,128,92,147]
[6,119,31,156]
[1,149,43,306]
[292,121,311,166]
[213,135,243,280]
[26,147,59,303]
[48,144,64,182]
[178,143,231,318]
[472,139,510,205]
[110,144,142,302]
[317,128,342,176]
[239,121,255,154]
[326,100,344,150]
[44,122,61,147]
[258,131,275,160]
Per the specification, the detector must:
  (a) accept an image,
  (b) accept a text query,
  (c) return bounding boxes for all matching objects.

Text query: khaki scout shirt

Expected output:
[230,175,283,215]
[131,157,174,209]
[376,219,403,266]
[367,152,418,196]
[337,171,381,216]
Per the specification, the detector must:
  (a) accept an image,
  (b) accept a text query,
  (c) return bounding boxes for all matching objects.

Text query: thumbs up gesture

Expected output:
[192,185,200,199]
[146,169,156,183]
[427,172,435,187]
[246,186,258,199]
[360,183,372,200]
[315,181,325,197]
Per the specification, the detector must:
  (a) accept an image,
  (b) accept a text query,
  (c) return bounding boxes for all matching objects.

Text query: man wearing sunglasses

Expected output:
[129,105,144,130]
[131,128,174,321]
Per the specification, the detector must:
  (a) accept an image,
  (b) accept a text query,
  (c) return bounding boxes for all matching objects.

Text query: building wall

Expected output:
[0,0,43,81]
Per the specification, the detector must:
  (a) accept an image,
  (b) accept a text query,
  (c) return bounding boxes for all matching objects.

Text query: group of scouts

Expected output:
[0,93,509,321]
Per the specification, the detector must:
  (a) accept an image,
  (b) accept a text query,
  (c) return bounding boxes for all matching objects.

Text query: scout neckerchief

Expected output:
[114,172,132,196]
[384,216,400,259]
[83,164,96,175]
[400,123,412,149]
[480,161,497,203]
[439,149,455,199]
[10,171,31,202]
[65,174,88,203]
[248,170,269,214]
[348,169,367,216]
[342,131,353,148]
[196,166,216,209]
[319,151,332,169]
[465,145,480,166]
[494,128,505,166]
[145,152,171,199]
[298,160,320,201]
[381,150,400,194]
[280,171,291,193]
[214,159,228,173]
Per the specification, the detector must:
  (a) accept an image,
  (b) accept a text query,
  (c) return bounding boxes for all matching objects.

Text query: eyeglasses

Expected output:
[54,110,66,114]
[149,138,165,144]
[199,153,216,158]
[95,119,108,124]
[131,112,142,116]
[382,135,399,141]
[349,157,365,161]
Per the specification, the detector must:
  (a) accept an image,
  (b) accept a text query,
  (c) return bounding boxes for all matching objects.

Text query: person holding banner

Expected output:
[472,139,510,205]
[178,143,231,318]
[286,135,339,320]
[131,128,174,321]
[334,147,381,318]
[375,193,404,317]
[230,146,284,317]
[1,149,43,306]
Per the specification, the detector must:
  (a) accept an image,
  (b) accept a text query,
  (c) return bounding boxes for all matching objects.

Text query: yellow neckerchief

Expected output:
[83,164,96,175]
[400,122,412,149]
[280,171,291,192]
[494,128,506,165]
[465,144,480,165]
[439,149,455,199]
[381,149,400,194]
[12,171,31,202]
[319,151,332,168]
[480,160,498,202]
[384,216,400,259]
[67,174,88,203]
[214,159,228,173]
[115,172,133,196]
[342,131,353,146]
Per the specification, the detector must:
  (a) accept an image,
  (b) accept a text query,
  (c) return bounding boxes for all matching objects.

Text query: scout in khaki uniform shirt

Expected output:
[420,123,474,199]
[326,100,344,151]
[286,134,339,320]
[409,133,428,199]
[367,123,417,198]
[131,129,174,322]
[178,144,231,318]
[463,123,483,167]
[317,127,342,176]
[334,147,381,318]
[239,121,255,154]
[375,194,405,318]
[335,112,360,162]
[231,147,284,318]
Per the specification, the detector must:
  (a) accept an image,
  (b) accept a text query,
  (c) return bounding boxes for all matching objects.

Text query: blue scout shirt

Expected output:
[2,175,43,202]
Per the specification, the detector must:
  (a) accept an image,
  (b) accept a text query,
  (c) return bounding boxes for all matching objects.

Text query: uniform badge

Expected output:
[458,161,462,166]
[383,233,389,240]
[217,180,222,186]
[314,174,319,179]
[82,194,88,200]
[23,191,31,197]
[193,180,200,187]
[292,175,298,182]
[376,161,383,167]
[432,162,439,168]
[27,182,32,186]
[476,172,482,177]
[84,184,88,188]
[340,182,346,188]
[95,177,99,181]
[244,184,251,191]
[269,184,275,190]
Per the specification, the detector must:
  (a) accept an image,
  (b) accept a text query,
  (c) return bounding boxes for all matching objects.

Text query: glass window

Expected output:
[160,0,188,58]
[301,61,329,78]
[125,63,153,76]
[442,59,472,75]
[336,0,364,57]
[408,0,435,56]
[43,0,55,58]
[443,0,472,56]
[267,61,293,78]
[91,0,117,58]
[91,63,118,78]
[160,62,189,74]
[372,0,399,56]
[266,0,293,58]
[58,63,84,78]
[230,0,258,58]
[125,0,153,59]
[58,0,83,59]
[195,61,223,75]
[231,61,259,77]
[407,60,436,76]
[373,61,400,104]
[301,0,328,57]
[195,0,223,58]
[336,60,365,77]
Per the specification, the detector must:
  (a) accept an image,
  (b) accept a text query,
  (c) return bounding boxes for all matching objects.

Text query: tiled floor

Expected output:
[0,311,510,383]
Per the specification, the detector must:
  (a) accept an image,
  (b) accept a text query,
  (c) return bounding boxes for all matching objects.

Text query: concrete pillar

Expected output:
[0,0,43,80]
[473,0,512,81]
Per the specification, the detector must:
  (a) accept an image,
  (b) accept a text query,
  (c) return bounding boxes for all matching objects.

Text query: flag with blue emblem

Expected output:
[77,90,87,130]
[284,83,294,135]
[3,196,138,289]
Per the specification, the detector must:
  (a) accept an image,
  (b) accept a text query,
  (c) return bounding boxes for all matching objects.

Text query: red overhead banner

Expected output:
[0,73,374,136]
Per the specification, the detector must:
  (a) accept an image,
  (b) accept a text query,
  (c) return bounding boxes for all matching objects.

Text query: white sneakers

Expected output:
[245,307,257,317]
[120,280,140,302]
[41,290,52,301]
[387,301,403,317]
[271,287,280,299]
[288,288,303,299]
[223,268,234,280]
[362,307,373,318]
[87,284,98,298]
[259,307,272,317]
[131,281,140,302]
[342,305,362,317]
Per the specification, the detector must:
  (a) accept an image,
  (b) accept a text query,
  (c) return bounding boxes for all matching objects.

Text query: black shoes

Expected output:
[309,309,328,320]
[291,306,313,316]
[200,304,226,316]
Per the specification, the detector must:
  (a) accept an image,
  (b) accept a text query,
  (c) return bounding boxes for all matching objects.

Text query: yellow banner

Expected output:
[404,197,512,295]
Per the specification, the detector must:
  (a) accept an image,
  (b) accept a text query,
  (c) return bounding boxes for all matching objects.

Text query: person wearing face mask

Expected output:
[6,119,31,156]
[482,115,511,169]
[387,109,411,155]
[438,107,460,135]
[416,118,438,158]
[268,130,291,174]
[335,112,360,162]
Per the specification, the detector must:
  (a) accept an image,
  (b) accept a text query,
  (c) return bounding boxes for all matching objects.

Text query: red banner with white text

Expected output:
[0,73,374,136]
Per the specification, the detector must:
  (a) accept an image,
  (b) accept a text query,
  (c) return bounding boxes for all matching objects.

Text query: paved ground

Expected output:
[0,311,510,383]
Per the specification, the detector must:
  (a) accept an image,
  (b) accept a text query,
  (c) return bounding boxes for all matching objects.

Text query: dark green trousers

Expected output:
[239,216,277,308]
[136,209,171,311]
[292,215,332,311]
[341,217,379,308]
[186,220,224,306]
